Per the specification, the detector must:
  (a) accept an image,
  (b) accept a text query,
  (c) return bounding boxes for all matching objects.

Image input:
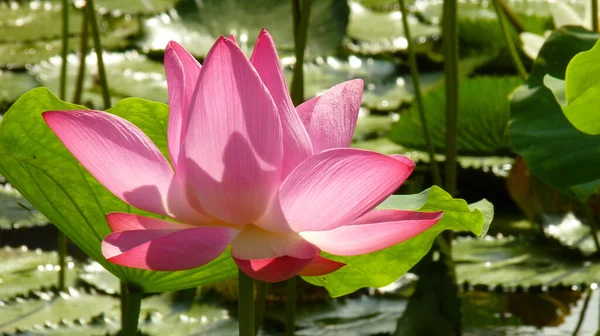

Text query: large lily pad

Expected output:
[0,88,238,293]
[0,184,49,229]
[455,235,600,287]
[0,288,118,333]
[302,186,493,297]
[345,1,440,55]
[390,76,522,156]
[0,246,77,300]
[139,0,349,59]
[508,26,600,201]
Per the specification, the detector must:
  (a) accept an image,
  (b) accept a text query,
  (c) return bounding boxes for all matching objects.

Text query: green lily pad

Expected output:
[0,14,139,69]
[139,0,349,59]
[352,137,407,155]
[390,76,522,156]
[78,261,120,295]
[287,56,442,111]
[545,39,600,135]
[0,288,118,333]
[0,184,49,229]
[91,0,181,15]
[0,88,238,293]
[32,51,167,108]
[455,235,600,287]
[0,70,39,111]
[0,246,77,300]
[345,1,440,55]
[508,26,600,201]
[353,113,394,141]
[540,212,600,257]
[303,186,493,297]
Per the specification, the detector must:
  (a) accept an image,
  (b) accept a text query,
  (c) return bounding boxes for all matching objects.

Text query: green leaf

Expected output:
[302,186,493,297]
[0,246,77,300]
[545,39,600,135]
[0,288,118,333]
[389,76,522,156]
[0,88,237,293]
[139,0,348,60]
[455,235,600,287]
[0,184,49,229]
[508,26,600,201]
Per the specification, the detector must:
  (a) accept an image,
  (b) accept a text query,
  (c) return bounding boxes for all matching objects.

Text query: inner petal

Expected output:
[230,224,317,260]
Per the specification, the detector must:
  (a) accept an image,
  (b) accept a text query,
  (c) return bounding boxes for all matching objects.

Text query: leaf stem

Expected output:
[285,276,297,336]
[498,0,526,33]
[443,0,459,198]
[290,0,312,106]
[85,0,111,109]
[121,284,142,336]
[238,270,255,336]
[593,0,599,33]
[254,281,268,334]
[73,7,90,105]
[585,205,600,254]
[572,287,592,336]
[397,0,442,186]
[492,0,528,79]
[57,0,70,292]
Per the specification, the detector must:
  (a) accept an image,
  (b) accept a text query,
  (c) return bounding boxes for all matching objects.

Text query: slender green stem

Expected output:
[443,0,459,199]
[121,285,142,336]
[290,0,312,106]
[498,0,526,33]
[572,287,592,336]
[57,0,70,292]
[73,8,90,105]
[398,0,442,186]
[254,281,268,334]
[238,270,255,336]
[585,205,600,254]
[60,0,69,100]
[120,282,128,331]
[593,0,599,33]
[56,232,67,290]
[492,0,528,79]
[285,276,297,336]
[85,0,111,109]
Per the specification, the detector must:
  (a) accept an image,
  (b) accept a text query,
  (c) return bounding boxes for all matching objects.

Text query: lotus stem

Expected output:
[57,0,70,292]
[572,287,592,336]
[290,0,312,106]
[254,281,268,334]
[492,0,528,79]
[85,0,111,109]
[121,284,142,336]
[73,7,90,105]
[498,0,526,33]
[285,276,298,336]
[238,270,255,336]
[585,205,600,254]
[593,0,599,32]
[443,0,459,199]
[397,0,442,187]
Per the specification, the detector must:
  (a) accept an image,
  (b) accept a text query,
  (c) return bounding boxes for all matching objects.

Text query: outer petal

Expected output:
[230,225,317,260]
[164,41,201,168]
[233,256,314,283]
[183,37,283,225]
[106,212,196,231]
[250,29,313,178]
[297,255,345,276]
[300,210,443,256]
[102,225,238,271]
[259,148,415,232]
[295,80,364,153]
[43,110,174,218]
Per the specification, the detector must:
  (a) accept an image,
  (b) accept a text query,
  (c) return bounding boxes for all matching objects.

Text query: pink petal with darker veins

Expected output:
[233,255,314,283]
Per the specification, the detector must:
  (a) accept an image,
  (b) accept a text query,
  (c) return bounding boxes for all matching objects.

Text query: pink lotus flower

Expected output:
[43,30,442,283]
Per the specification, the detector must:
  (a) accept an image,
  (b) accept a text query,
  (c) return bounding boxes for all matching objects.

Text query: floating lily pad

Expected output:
[78,261,120,295]
[390,76,522,156]
[0,184,49,229]
[353,112,395,141]
[345,1,440,55]
[139,0,349,59]
[454,236,600,287]
[540,212,599,257]
[0,70,39,111]
[0,246,77,300]
[0,13,139,69]
[286,56,443,111]
[0,288,115,333]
